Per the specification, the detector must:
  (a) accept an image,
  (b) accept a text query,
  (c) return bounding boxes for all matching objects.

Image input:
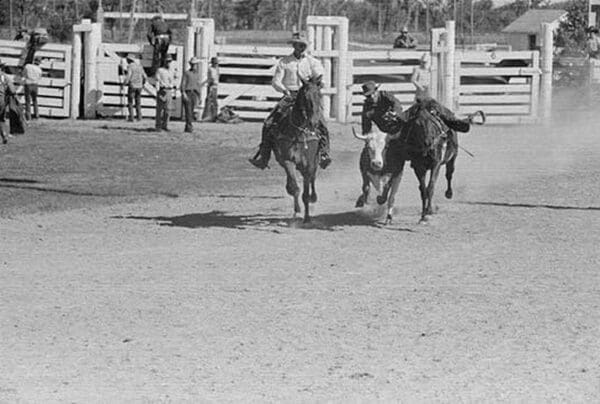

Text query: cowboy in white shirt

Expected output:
[249,32,331,170]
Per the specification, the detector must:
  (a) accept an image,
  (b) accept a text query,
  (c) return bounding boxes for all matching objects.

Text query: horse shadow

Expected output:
[113,209,414,232]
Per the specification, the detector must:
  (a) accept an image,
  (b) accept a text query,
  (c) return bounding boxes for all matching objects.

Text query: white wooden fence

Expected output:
[1,16,552,124]
[455,50,541,124]
[0,39,72,117]
[95,43,184,119]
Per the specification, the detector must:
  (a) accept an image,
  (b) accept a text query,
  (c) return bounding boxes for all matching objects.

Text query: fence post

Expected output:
[540,23,553,122]
[336,17,349,123]
[188,18,214,116]
[444,20,456,110]
[70,25,85,119]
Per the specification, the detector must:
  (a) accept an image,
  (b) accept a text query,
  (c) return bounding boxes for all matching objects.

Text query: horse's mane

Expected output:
[291,76,323,130]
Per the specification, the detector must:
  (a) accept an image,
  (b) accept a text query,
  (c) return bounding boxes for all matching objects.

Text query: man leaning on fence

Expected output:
[23,56,42,120]
[249,32,332,170]
[147,15,172,76]
[125,54,148,122]
[154,57,175,132]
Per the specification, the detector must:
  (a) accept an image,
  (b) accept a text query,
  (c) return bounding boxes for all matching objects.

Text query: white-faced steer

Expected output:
[353,126,408,222]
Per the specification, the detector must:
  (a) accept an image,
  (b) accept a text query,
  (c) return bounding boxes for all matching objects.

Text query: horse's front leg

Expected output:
[309,178,317,203]
[302,175,312,223]
[282,161,301,216]
[413,163,429,222]
[384,166,405,225]
[426,162,443,216]
[445,153,456,199]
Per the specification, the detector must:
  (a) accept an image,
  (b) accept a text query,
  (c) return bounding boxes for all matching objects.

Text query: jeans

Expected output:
[155,88,172,130]
[24,84,38,120]
[127,87,142,120]
[183,90,199,131]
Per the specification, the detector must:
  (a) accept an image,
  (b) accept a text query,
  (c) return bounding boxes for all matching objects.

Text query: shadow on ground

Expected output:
[460,201,600,212]
[113,209,415,232]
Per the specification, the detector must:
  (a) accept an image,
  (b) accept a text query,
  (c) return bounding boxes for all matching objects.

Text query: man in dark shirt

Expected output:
[393,27,417,49]
[147,15,172,76]
[361,81,404,134]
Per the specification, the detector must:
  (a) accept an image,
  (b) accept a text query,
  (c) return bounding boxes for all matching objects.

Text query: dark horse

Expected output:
[272,75,324,223]
[377,106,462,223]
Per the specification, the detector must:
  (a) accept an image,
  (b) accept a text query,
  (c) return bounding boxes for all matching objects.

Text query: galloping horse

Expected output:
[272,75,324,223]
[378,106,473,223]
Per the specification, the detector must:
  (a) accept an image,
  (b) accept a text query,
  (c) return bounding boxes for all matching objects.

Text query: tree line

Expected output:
[0,0,588,45]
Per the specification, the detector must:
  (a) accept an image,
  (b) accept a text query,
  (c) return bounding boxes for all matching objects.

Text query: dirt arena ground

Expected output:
[1,96,599,402]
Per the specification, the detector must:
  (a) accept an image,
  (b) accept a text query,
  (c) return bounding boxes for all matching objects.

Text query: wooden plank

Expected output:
[2,58,67,70]
[458,104,531,115]
[219,67,275,76]
[350,50,427,60]
[352,65,415,75]
[458,50,537,63]
[103,11,189,20]
[223,99,276,109]
[458,84,531,94]
[219,83,280,98]
[349,82,416,92]
[102,95,159,107]
[481,115,539,125]
[459,94,531,104]
[216,45,290,56]
[460,67,541,76]
[350,103,413,115]
[15,96,65,108]
[234,110,270,120]
[218,56,278,66]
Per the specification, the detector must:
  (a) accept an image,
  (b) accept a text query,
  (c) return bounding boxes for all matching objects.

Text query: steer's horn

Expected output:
[352,126,368,140]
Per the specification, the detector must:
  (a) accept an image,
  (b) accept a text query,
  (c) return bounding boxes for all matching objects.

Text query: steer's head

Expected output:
[353,126,390,171]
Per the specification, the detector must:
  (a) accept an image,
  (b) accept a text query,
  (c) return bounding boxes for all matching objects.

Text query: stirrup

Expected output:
[468,110,486,125]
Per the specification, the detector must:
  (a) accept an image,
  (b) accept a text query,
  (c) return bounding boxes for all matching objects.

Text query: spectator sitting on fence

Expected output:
[147,14,172,76]
[125,54,148,122]
[0,60,18,143]
[23,56,43,120]
[393,26,417,49]
[14,26,30,41]
[201,56,220,122]
[586,27,600,60]
[181,57,203,133]
[154,56,175,132]
[22,27,49,67]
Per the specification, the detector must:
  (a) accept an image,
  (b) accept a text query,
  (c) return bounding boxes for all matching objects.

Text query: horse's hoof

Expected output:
[355,197,365,208]
[384,214,392,225]
[303,217,311,224]
[376,195,387,205]
[309,194,317,203]
[419,216,429,224]
[445,189,453,199]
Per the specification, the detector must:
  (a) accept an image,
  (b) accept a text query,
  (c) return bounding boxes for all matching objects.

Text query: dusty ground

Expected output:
[1,98,599,402]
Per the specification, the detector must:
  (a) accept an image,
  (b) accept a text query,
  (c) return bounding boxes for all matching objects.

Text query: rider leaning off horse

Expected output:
[361,54,476,139]
[249,32,332,170]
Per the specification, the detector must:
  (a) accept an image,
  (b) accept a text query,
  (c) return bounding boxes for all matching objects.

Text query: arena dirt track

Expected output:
[1,100,600,402]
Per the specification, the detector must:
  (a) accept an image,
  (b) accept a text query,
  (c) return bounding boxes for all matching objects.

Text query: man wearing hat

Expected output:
[393,26,417,49]
[249,32,332,170]
[180,57,203,132]
[124,54,147,122]
[0,60,16,143]
[23,56,43,120]
[154,56,176,131]
[147,14,172,76]
[361,81,405,135]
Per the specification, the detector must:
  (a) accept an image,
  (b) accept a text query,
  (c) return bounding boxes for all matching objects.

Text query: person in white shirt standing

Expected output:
[23,56,43,120]
[249,32,331,170]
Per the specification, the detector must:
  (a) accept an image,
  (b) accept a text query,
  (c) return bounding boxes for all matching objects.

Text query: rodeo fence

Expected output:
[0,39,72,118]
[0,16,553,124]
